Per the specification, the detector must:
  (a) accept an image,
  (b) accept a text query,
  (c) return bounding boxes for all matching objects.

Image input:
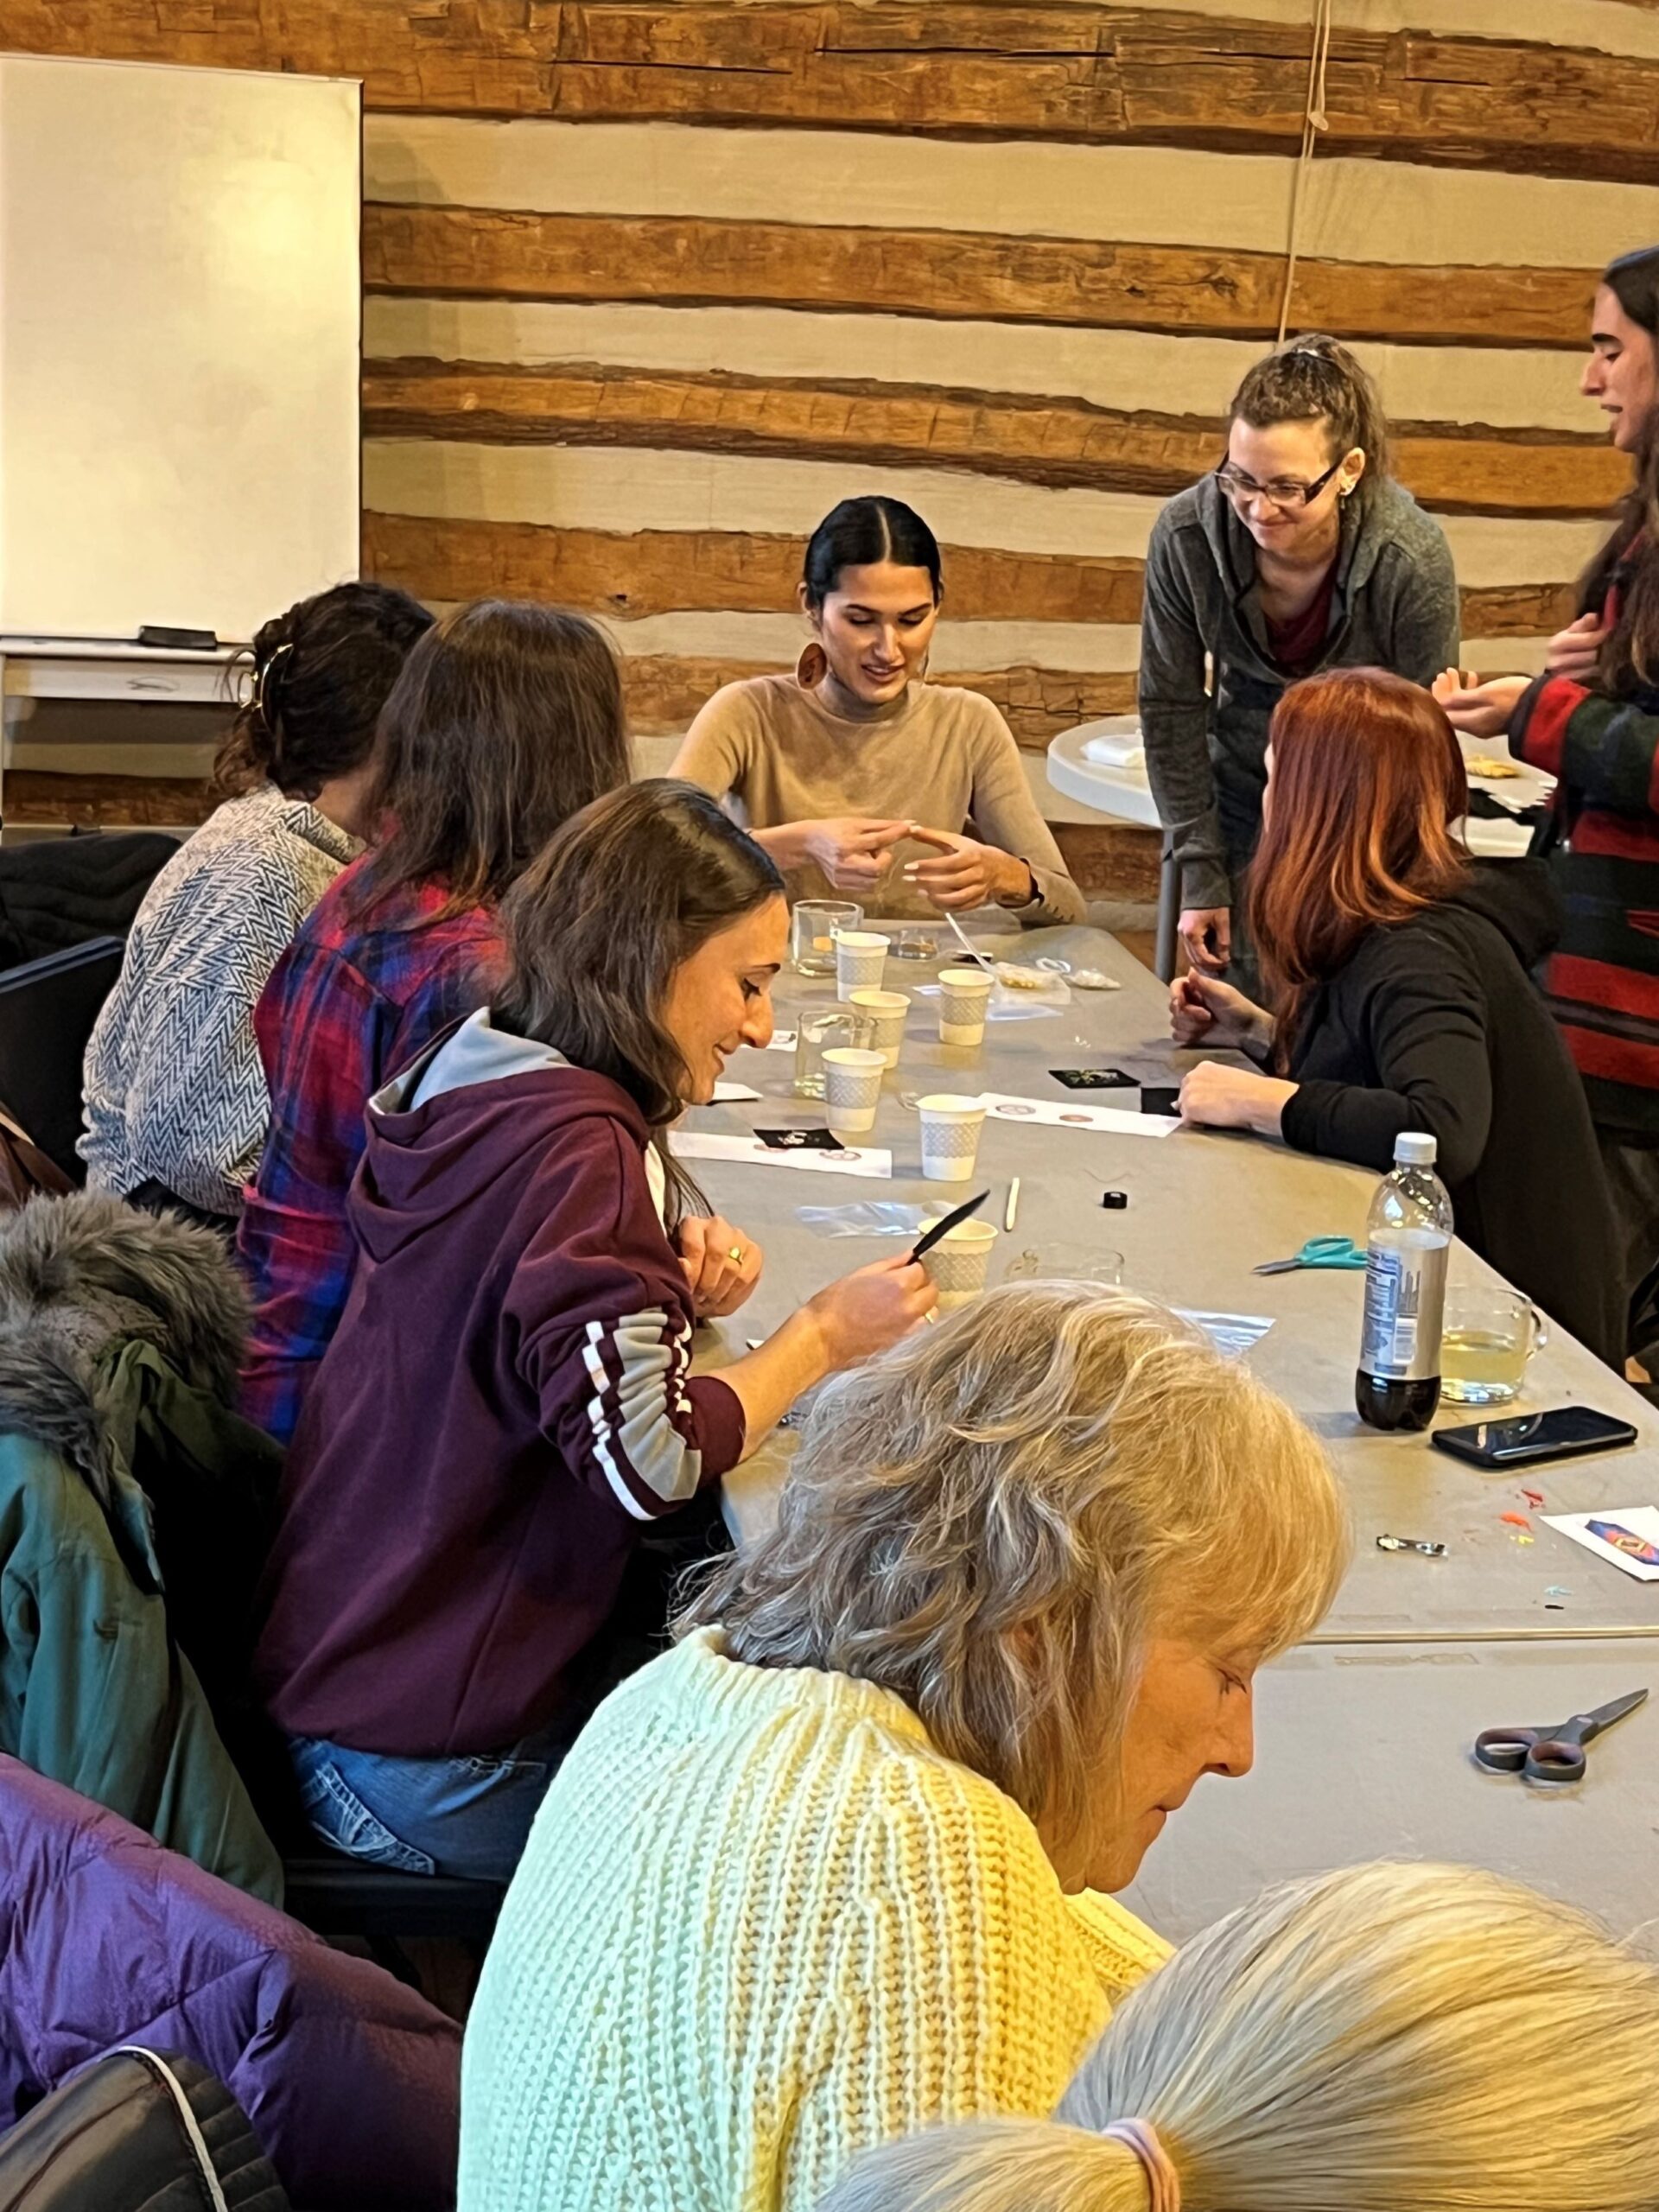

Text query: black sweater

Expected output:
[1279,862,1622,1367]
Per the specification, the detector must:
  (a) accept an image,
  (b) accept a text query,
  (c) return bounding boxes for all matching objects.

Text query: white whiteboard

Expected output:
[0,54,360,645]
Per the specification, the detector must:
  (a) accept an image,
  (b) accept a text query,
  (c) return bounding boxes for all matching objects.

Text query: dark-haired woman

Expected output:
[1435,246,1659,1358]
[238,599,632,1444]
[1143,335,1459,976]
[672,497,1084,925]
[1169,670,1618,1363]
[80,582,433,1229]
[255,781,936,1880]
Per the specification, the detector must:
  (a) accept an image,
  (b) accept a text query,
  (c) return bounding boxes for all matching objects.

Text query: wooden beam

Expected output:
[363,207,1597,351]
[5,5,1656,185]
[622,654,1138,747]
[3,770,216,829]
[364,359,1626,518]
[362,513,1580,639]
[1052,820,1162,901]
[362,512,1148,624]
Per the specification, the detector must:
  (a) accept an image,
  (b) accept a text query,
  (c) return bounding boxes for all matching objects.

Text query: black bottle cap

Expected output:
[1102,1189,1128,1209]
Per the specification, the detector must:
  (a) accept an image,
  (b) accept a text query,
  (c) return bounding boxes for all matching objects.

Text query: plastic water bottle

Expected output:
[1356,1131,1453,1432]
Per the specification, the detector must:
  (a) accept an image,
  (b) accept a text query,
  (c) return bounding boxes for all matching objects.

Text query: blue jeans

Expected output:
[289,1726,570,1884]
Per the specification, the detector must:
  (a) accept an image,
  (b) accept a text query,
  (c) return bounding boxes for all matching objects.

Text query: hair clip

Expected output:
[252,640,295,722]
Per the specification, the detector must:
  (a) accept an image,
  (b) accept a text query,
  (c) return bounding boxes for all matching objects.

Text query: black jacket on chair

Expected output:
[1279,860,1623,1368]
[0,830,178,971]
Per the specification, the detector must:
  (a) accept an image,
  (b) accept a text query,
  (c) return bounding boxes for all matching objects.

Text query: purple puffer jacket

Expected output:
[0,1757,461,2209]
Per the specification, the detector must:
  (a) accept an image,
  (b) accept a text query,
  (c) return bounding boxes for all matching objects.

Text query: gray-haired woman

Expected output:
[461,1283,1348,2212]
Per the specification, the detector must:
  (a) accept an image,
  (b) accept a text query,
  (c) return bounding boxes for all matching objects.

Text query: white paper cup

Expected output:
[920,1218,999,1310]
[938,965,993,1046]
[835,931,891,999]
[848,988,910,1069]
[917,1092,987,1182]
[823,1046,887,1136]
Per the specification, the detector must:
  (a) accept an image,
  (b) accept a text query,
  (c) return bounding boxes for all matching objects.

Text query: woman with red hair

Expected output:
[1170,668,1619,1363]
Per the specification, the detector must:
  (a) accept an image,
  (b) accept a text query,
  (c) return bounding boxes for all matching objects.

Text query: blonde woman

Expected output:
[818,1860,1659,2212]
[460,1286,1347,2212]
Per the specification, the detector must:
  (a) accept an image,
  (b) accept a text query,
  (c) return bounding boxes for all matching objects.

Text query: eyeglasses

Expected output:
[1214,457,1343,511]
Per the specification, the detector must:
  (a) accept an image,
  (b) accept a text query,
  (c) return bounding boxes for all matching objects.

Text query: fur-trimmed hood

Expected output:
[0,1194,249,1501]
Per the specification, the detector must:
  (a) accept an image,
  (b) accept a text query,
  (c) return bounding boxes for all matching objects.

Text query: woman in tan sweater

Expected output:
[671,497,1085,926]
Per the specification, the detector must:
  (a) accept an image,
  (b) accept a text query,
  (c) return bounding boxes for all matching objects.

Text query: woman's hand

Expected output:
[1429,670,1530,739]
[1545,611,1609,682]
[1178,1060,1297,1137]
[677,1215,764,1319]
[1169,968,1273,1052]
[1178,906,1231,976]
[903,826,1032,912]
[804,1254,938,1367]
[780,817,912,890]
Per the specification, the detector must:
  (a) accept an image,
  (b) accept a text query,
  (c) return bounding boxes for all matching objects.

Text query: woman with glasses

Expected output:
[1140,335,1459,978]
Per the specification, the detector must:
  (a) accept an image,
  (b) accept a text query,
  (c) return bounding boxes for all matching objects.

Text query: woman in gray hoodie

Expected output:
[1140,335,1459,978]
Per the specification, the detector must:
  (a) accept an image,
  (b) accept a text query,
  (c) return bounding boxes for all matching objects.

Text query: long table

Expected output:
[682,919,1659,1938]
[1120,1637,1659,1940]
[694,923,1659,1647]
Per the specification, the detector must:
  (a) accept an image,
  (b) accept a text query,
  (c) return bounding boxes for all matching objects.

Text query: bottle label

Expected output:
[1360,1238,1448,1380]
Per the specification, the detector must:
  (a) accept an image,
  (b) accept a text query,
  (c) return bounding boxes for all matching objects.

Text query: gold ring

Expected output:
[728,1244,744,1263]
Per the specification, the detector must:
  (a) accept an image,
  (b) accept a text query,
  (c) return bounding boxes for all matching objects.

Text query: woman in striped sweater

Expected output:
[1435,244,1659,1359]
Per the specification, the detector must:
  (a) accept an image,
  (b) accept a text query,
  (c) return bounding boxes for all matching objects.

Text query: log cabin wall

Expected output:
[6,2,1656,889]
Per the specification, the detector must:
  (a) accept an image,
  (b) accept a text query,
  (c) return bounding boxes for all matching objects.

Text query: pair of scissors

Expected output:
[1252,1235,1367,1277]
[1474,1687,1648,1784]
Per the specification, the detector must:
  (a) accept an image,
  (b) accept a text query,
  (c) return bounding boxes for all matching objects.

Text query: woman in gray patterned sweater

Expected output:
[79,582,432,1229]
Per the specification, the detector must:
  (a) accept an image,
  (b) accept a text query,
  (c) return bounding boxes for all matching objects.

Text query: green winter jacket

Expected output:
[0,1195,283,1903]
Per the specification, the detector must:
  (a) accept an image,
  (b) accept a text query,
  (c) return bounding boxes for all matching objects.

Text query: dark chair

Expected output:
[0,828,178,971]
[258,1749,506,1982]
[0,935,123,1182]
[282,1849,506,1983]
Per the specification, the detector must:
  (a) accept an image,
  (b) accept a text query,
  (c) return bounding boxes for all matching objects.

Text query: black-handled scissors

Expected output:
[1474,1686,1647,1784]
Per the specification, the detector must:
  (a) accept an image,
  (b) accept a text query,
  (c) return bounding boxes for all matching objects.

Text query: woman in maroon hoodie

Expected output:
[255,781,936,1881]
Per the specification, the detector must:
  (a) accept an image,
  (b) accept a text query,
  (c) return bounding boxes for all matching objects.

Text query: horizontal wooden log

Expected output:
[362,512,1150,624]
[1052,820,1162,902]
[363,206,1598,351]
[7,4,1657,185]
[3,769,217,829]
[362,512,1579,638]
[622,653,1137,747]
[363,359,1625,518]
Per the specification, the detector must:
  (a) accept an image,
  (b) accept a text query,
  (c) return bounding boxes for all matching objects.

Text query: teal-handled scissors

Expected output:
[1253,1236,1367,1277]
[1474,1688,1647,1785]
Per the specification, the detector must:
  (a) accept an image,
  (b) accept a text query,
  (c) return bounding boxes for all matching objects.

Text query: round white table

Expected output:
[1046,717,1555,981]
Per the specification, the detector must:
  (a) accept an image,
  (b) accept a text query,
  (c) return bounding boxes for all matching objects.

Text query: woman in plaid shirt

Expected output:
[236,601,632,1444]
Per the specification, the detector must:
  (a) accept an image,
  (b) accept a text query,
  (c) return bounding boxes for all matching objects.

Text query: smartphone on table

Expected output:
[1430,1406,1638,1470]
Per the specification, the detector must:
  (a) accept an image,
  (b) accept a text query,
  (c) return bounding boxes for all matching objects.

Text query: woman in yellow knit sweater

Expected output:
[460,1285,1347,2212]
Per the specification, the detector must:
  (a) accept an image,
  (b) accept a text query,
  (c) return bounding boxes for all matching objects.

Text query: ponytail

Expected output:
[817,2120,1158,2212]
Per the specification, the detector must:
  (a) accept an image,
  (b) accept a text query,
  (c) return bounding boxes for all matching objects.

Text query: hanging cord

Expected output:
[1276,0,1334,343]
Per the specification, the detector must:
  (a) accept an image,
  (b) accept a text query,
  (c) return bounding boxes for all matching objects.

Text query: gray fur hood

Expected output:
[0,1193,249,1498]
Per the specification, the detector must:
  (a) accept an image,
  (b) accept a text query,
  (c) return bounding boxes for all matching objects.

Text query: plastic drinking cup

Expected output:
[917,1092,987,1182]
[1003,1243,1124,1287]
[938,966,993,1046]
[792,901,861,977]
[1440,1289,1548,1405]
[835,931,891,1000]
[823,1046,887,1137]
[848,988,910,1069]
[919,1218,999,1311]
[794,1008,876,1097]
